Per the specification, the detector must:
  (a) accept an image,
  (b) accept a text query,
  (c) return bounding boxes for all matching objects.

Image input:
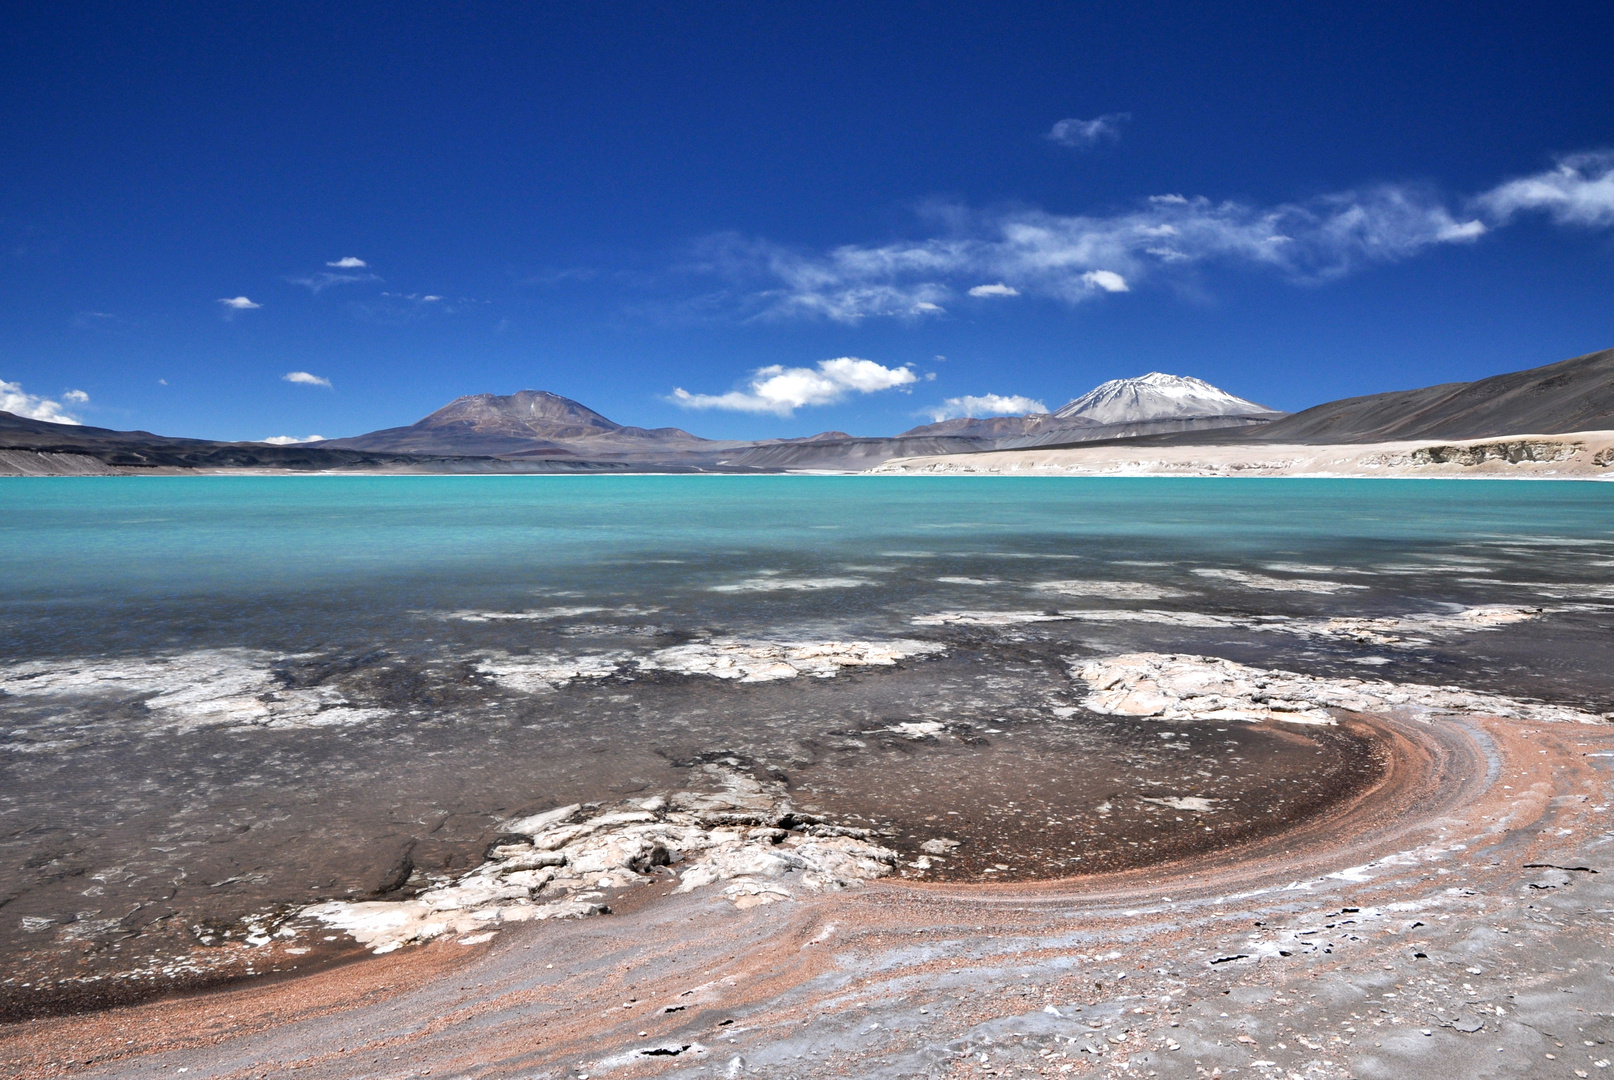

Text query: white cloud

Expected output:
[288,271,381,293]
[219,296,261,309]
[1,379,82,424]
[707,178,1492,320]
[282,371,332,387]
[968,282,1020,297]
[62,389,90,403]
[670,357,919,416]
[326,257,368,268]
[1477,151,1614,228]
[260,435,326,444]
[1047,113,1130,148]
[925,393,1048,422]
[1081,269,1129,292]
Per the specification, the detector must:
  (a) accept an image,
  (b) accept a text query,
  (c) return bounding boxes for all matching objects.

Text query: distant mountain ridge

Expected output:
[3,349,1610,474]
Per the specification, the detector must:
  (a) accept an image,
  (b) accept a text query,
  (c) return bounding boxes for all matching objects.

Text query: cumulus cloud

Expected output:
[260,435,326,444]
[1477,151,1614,228]
[218,296,261,309]
[326,257,368,268]
[706,178,1490,321]
[1047,113,1130,148]
[925,393,1048,422]
[282,371,332,387]
[670,357,918,416]
[1,379,83,424]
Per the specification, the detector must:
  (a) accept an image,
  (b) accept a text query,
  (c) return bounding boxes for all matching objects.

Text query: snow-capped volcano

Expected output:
[1052,373,1278,425]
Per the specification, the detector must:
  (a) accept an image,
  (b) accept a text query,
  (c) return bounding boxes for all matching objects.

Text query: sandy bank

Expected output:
[873,429,1614,479]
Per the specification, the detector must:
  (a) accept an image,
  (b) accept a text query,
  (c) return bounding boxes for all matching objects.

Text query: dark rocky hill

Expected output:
[1256,346,1614,443]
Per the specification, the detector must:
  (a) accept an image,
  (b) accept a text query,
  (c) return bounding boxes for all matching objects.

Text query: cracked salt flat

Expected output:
[475,639,945,690]
[0,650,388,732]
[643,639,944,681]
[911,604,1548,644]
[1074,652,1604,726]
[302,769,903,954]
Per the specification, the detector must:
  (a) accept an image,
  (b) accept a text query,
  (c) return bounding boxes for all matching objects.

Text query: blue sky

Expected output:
[3,2,1613,442]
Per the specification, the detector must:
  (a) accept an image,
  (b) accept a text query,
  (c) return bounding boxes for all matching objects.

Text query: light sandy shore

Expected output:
[8,663,1613,1080]
[874,430,1614,479]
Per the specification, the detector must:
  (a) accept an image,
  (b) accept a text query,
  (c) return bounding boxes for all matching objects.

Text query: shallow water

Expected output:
[2,475,1611,1013]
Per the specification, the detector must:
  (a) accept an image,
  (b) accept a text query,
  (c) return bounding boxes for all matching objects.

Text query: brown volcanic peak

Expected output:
[418,390,622,441]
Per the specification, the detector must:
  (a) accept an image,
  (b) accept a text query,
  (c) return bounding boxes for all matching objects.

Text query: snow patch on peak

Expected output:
[1053,373,1277,424]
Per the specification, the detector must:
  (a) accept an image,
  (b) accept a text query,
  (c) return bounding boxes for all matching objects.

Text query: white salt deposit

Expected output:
[1032,580,1188,599]
[641,639,944,682]
[474,653,632,692]
[1191,568,1367,594]
[911,611,1078,627]
[303,768,902,954]
[1074,652,1604,726]
[709,573,872,592]
[1297,605,1545,646]
[913,603,1545,643]
[0,650,389,732]
[444,606,608,622]
[1141,796,1219,812]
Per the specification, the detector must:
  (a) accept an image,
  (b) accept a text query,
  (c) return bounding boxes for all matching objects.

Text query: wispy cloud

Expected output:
[1476,151,1614,228]
[1,379,83,424]
[1081,269,1129,292]
[282,371,332,388]
[260,434,326,444]
[1046,113,1130,148]
[326,257,368,268]
[925,393,1048,422]
[701,176,1497,321]
[670,357,918,416]
[288,270,381,293]
[218,296,261,310]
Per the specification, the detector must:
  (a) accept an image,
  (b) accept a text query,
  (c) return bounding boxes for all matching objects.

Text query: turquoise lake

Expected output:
[1,475,1611,1014]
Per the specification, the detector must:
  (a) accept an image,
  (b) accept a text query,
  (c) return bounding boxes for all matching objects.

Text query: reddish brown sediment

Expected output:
[8,706,1610,1079]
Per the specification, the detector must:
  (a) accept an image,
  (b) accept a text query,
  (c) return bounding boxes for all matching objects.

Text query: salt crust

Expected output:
[1,639,944,737]
[708,573,872,592]
[1031,580,1186,600]
[0,649,388,732]
[912,603,1546,645]
[1075,652,1604,726]
[1191,568,1367,594]
[304,768,902,954]
[477,638,945,690]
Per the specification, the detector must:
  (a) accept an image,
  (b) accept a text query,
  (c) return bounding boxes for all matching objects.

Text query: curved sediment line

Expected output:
[8,700,1609,1080]
[837,710,1485,914]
